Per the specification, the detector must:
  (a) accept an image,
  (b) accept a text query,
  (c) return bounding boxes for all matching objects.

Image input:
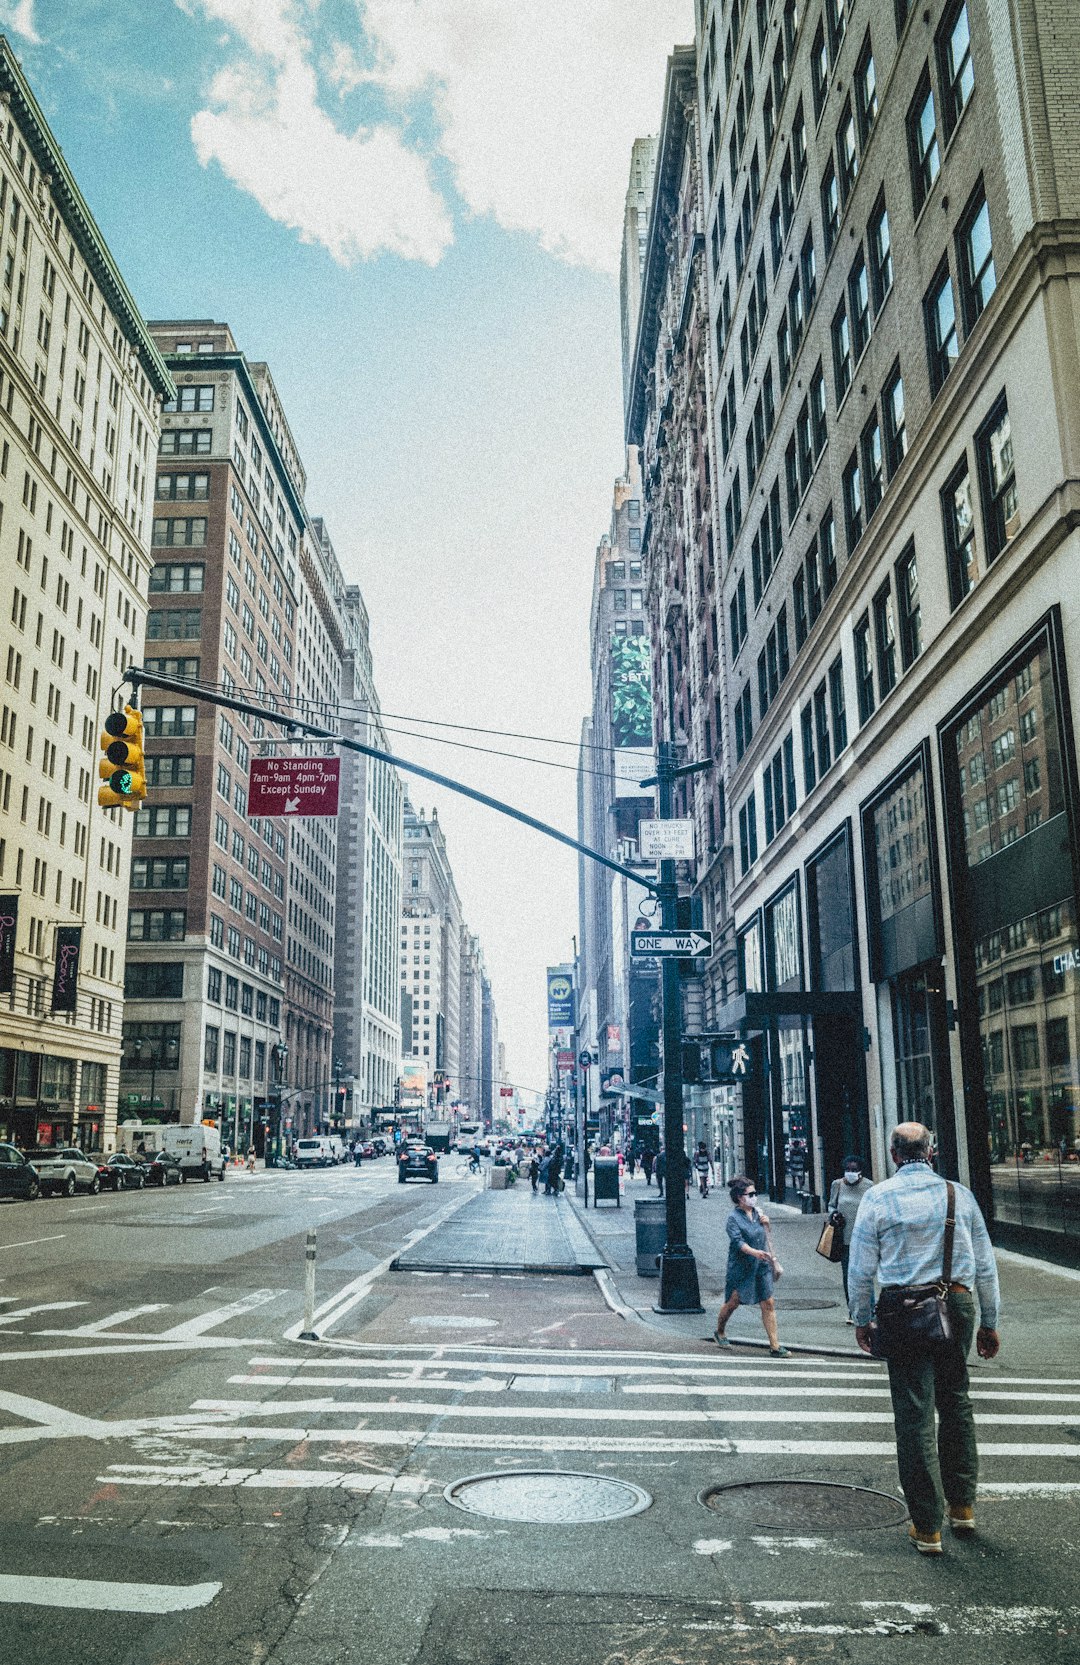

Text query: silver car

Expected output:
[26,1146,102,1197]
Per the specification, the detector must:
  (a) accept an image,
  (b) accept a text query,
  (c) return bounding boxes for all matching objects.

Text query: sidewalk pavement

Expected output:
[391,1178,604,1275]
[564,1170,1080,1368]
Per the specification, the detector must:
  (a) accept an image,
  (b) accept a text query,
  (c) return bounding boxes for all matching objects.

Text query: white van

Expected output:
[295,1136,335,1167]
[160,1124,227,1182]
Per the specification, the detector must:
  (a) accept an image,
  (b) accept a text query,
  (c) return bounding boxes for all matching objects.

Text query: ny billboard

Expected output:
[609,635,653,749]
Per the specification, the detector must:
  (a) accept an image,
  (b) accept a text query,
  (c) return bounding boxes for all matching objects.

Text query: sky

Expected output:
[2,0,693,1100]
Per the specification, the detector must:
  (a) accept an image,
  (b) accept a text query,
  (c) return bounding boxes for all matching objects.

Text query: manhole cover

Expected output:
[773,1298,840,1310]
[700,1480,906,1531]
[445,1469,652,1523]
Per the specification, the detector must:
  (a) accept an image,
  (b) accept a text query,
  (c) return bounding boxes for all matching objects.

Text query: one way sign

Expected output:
[630,930,712,959]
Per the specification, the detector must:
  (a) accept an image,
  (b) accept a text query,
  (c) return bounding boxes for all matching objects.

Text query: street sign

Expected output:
[638,818,695,860]
[578,1050,594,1069]
[710,1040,753,1082]
[248,756,340,817]
[630,929,712,959]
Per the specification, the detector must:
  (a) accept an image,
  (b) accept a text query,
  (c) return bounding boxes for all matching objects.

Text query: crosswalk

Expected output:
[81,1341,1080,1487]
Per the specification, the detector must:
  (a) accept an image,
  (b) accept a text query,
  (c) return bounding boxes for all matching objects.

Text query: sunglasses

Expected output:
[743,1189,757,1197]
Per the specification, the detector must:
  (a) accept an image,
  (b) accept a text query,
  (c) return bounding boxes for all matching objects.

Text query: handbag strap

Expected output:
[941,1181,956,1287]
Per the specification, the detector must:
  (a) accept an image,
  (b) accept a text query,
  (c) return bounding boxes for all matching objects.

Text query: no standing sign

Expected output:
[248,756,341,817]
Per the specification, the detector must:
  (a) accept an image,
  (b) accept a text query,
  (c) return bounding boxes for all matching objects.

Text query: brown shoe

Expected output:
[908,1525,943,1555]
[946,1505,975,1534]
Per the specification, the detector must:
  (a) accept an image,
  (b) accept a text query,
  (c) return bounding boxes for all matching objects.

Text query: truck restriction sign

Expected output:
[248,756,341,817]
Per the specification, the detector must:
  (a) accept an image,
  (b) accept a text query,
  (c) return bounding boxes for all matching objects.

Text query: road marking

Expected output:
[248,1354,887,1382]
[0,1301,85,1328]
[0,1235,66,1252]
[155,1290,285,1339]
[38,1305,167,1337]
[228,1373,513,1392]
[0,1574,222,1613]
[186,1395,1071,1428]
[100,1463,432,1493]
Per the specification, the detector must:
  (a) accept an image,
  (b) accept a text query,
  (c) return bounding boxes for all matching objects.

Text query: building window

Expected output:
[204,1025,219,1071]
[812,18,830,119]
[882,362,907,477]
[937,0,973,136]
[836,99,858,205]
[152,517,208,547]
[793,568,808,649]
[821,160,840,257]
[829,653,848,753]
[739,792,758,875]
[831,300,851,401]
[146,608,201,641]
[820,505,838,597]
[132,805,192,838]
[801,705,817,794]
[814,680,832,775]
[976,395,1018,563]
[957,181,996,331]
[160,429,212,456]
[862,413,884,520]
[128,909,186,942]
[849,250,870,359]
[855,33,877,142]
[806,541,822,626]
[908,68,940,212]
[868,193,893,313]
[924,260,958,396]
[149,562,204,594]
[826,0,848,55]
[734,683,753,761]
[810,361,827,455]
[895,541,922,670]
[124,961,184,999]
[164,385,214,413]
[843,450,863,552]
[131,856,189,890]
[873,580,898,699]
[942,456,977,607]
[855,612,875,724]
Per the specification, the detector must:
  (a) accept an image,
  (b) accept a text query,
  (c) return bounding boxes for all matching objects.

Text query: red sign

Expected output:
[499,1087,514,1097]
[556,1050,574,1070]
[248,756,341,817]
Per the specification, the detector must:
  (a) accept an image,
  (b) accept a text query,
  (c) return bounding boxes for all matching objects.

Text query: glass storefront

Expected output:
[806,824,870,1186]
[942,620,1080,1245]
[765,881,810,1200]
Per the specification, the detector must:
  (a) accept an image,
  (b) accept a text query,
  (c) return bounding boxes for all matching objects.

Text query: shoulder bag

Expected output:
[815,1212,844,1262]
[869,1182,956,1360]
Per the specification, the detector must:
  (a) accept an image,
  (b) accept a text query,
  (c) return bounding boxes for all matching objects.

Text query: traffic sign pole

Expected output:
[653,739,703,1315]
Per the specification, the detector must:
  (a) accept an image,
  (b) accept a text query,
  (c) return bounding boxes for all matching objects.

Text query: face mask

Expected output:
[844,1170,862,1185]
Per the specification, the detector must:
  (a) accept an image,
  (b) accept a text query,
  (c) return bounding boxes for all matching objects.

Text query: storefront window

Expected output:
[944,629,1079,1241]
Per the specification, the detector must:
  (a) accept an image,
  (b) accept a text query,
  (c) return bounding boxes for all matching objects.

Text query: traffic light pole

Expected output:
[652,740,703,1314]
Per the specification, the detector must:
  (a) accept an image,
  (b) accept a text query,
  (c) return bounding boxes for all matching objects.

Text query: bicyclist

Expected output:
[693,1141,715,1197]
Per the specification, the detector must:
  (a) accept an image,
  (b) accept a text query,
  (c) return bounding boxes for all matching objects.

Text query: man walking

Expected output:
[848,1122,1000,1555]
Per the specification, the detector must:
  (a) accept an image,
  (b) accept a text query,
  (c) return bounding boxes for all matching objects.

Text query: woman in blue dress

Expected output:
[714,1174,791,1356]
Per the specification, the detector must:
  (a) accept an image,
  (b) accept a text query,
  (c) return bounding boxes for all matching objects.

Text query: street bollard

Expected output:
[299,1228,319,1341]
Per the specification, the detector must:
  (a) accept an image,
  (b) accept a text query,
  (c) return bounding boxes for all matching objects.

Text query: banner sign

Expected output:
[52,924,82,1012]
[0,894,17,994]
[248,756,341,817]
[600,1067,626,1096]
[547,970,575,1029]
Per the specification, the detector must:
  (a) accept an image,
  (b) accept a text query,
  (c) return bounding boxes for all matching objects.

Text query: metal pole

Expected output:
[654,739,703,1314]
[299,1229,319,1341]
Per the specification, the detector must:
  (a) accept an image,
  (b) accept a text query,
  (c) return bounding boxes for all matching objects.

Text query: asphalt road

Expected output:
[1,1158,1077,1665]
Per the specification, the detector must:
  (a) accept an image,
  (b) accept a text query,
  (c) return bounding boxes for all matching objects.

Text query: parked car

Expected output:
[26,1146,101,1197]
[97,1152,146,1191]
[398,1143,439,1184]
[137,1149,185,1187]
[296,1137,336,1168]
[159,1125,227,1182]
[0,1143,41,1200]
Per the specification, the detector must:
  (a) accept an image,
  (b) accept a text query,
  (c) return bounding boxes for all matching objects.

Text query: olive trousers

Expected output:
[885,1289,978,1533]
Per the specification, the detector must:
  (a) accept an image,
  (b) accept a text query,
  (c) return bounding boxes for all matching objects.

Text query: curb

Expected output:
[391,1258,599,1277]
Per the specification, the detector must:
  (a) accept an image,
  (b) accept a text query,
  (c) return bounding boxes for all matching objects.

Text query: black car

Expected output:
[97,1152,146,1191]
[0,1143,40,1201]
[397,1143,439,1184]
[137,1149,185,1187]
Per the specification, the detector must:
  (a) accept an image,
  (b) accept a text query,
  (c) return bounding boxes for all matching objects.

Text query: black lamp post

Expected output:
[272,1040,289,1166]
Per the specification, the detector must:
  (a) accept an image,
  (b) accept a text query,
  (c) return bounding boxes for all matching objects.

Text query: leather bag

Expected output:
[869,1183,956,1360]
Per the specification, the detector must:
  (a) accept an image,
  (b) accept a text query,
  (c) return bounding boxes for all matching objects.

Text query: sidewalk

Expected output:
[565,1171,1080,1367]
[391,1179,605,1275]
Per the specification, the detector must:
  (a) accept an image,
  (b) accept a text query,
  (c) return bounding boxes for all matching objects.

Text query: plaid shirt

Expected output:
[846,1161,1000,1329]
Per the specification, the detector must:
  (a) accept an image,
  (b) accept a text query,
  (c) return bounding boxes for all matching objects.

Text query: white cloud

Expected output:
[181,0,453,266]
[0,0,41,45]
[360,0,693,273]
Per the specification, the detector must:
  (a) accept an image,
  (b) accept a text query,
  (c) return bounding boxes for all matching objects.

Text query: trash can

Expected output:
[635,1197,667,1278]
[592,1156,620,1206]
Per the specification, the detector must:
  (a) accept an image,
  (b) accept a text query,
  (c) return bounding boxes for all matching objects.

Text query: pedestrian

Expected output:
[653,1148,665,1196]
[641,1149,654,1186]
[693,1140,714,1197]
[713,1175,791,1357]
[539,1152,552,1194]
[848,1122,1001,1555]
[246,1147,256,1174]
[626,1148,636,1179]
[549,1144,564,1194]
[827,1154,875,1317]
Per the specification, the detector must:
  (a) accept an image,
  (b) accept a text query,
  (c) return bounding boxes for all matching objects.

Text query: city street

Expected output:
[0,1166,1077,1664]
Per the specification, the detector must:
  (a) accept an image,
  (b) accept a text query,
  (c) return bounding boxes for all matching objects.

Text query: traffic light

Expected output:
[97,705,147,810]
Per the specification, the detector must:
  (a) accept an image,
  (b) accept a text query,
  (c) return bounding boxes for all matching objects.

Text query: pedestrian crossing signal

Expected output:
[97,706,147,810]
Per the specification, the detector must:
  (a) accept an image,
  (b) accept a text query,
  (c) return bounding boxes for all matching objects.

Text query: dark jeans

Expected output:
[885,1289,978,1532]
